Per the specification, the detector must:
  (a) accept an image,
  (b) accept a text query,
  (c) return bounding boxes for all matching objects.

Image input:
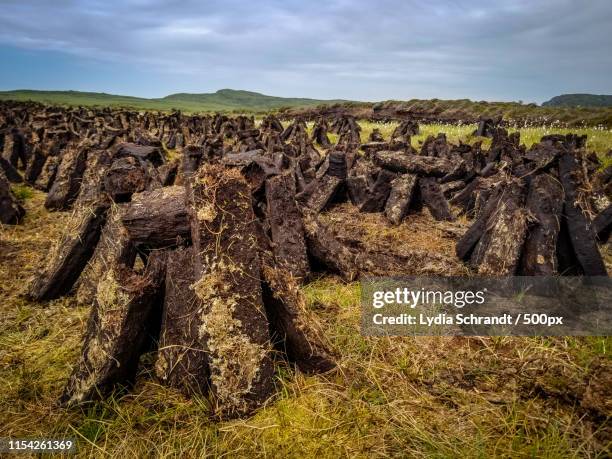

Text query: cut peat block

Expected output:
[359,169,396,213]
[24,145,47,184]
[519,174,564,275]
[158,158,179,186]
[471,180,528,276]
[558,151,607,275]
[449,178,481,214]
[44,143,89,210]
[114,142,164,166]
[440,180,465,197]
[456,185,504,261]
[347,175,369,207]
[225,153,279,193]
[301,174,343,213]
[593,204,612,243]
[102,156,148,202]
[261,264,334,374]
[419,177,455,221]
[297,152,346,213]
[373,151,458,177]
[0,156,23,183]
[187,164,275,418]
[302,211,359,281]
[265,172,310,281]
[76,204,136,306]
[155,246,210,396]
[60,250,167,406]
[0,169,25,224]
[74,150,114,207]
[28,197,110,301]
[122,185,191,248]
[34,155,60,192]
[384,173,418,225]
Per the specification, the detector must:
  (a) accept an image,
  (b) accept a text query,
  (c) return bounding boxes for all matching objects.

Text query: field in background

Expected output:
[3,90,612,127]
[0,89,348,113]
[1,121,610,457]
[318,121,612,167]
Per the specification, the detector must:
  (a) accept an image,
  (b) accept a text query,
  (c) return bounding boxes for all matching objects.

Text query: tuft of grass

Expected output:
[10,184,35,201]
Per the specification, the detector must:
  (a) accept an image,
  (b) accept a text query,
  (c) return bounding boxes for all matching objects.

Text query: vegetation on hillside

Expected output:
[3,90,612,127]
[0,89,347,113]
[543,94,612,108]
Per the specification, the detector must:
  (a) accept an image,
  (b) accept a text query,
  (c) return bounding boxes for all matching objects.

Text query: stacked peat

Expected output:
[22,117,340,417]
[3,102,609,418]
[455,133,609,276]
[0,169,25,224]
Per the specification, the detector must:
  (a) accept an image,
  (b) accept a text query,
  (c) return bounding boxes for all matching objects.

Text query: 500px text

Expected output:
[372,313,564,326]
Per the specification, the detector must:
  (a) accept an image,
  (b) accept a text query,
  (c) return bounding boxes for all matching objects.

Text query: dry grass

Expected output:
[3,122,612,456]
[1,186,610,457]
[319,202,468,259]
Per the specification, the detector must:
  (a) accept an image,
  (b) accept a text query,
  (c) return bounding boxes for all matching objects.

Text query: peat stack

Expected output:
[0,169,25,224]
[28,153,334,417]
[472,116,502,138]
[312,118,332,147]
[391,119,419,141]
[186,165,276,417]
[60,215,167,406]
[455,146,608,276]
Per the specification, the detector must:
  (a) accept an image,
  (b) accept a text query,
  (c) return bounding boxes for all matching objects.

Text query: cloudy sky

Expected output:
[0,0,610,103]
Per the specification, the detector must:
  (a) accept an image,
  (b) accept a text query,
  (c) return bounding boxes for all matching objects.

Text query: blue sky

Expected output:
[0,0,610,103]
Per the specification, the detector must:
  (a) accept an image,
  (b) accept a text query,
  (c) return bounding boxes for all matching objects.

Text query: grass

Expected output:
[10,184,34,201]
[0,89,349,114]
[0,275,610,456]
[364,121,612,168]
[289,98,612,128]
[1,122,611,457]
[3,91,612,127]
[302,121,612,166]
[1,187,610,457]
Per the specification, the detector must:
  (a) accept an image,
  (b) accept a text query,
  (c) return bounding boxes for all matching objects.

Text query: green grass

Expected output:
[543,94,612,108]
[0,272,609,457]
[1,125,611,457]
[355,121,612,162]
[10,184,34,201]
[3,90,612,127]
[0,89,349,114]
[303,120,612,161]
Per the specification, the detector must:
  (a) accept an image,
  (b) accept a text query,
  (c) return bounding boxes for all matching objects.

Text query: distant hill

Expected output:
[542,94,612,107]
[2,88,612,127]
[162,89,349,110]
[0,89,349,112]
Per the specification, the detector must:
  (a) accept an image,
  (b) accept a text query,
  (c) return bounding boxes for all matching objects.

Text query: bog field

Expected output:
[1,101,611,457]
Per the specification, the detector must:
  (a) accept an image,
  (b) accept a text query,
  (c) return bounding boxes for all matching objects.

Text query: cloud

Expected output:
[0,0,610,101]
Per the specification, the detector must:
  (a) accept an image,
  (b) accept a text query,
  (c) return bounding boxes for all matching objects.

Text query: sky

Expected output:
[0,0,610,103]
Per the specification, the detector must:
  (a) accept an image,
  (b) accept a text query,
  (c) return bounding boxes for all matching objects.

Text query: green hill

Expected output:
[0,89,349,113]
[3,89,612,127]
[162,89,348,110]
[542,94,612,107]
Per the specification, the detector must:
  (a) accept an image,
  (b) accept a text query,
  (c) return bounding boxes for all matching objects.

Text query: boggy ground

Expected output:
[1,187,611,458]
